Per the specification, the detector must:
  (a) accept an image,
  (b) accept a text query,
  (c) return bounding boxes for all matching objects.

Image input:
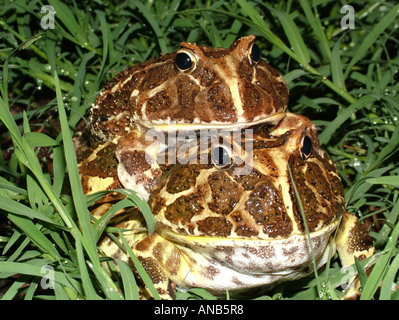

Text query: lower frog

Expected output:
[78,112,374,299]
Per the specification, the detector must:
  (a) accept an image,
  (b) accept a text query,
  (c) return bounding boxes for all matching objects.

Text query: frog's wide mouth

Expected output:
[158,218,339,275]
[159,217,340,246]
[138,112,286,132]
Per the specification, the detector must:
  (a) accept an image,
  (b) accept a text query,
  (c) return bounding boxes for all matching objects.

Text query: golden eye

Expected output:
[175,50,196,72]
[300,135,313,159]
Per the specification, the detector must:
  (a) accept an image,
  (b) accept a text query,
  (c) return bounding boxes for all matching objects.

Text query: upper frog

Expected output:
[85,35,289,200]
[88,35,288,141]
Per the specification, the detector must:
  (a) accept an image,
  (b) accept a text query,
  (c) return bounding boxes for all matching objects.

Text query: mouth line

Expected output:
[139,112,286,132]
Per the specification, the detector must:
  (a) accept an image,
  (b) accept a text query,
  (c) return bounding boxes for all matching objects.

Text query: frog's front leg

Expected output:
[335,211,375,299]
[116,129,165,200]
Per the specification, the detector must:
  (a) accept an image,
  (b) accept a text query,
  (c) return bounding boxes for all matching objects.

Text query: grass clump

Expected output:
[0,0,398,300]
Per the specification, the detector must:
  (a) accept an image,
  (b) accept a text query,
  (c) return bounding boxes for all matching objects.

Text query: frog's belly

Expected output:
[165,221,338,292]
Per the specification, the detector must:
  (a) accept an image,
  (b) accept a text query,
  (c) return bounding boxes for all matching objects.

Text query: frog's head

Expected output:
[149,113,344,241]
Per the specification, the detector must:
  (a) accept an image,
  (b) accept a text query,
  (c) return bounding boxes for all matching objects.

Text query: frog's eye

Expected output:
[300,135,313,159]
[211,145,232,169]
[249,43,261,64]
[175,50,196,72]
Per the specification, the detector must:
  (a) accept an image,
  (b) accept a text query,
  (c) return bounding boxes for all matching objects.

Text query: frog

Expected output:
[78,36,375,299]
[85,35,289,200]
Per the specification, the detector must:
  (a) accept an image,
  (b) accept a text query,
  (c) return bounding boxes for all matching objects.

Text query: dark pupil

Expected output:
[301,136,313,157]
[213,147,230,166]
[175,52,192,70]
[250,43,261,63]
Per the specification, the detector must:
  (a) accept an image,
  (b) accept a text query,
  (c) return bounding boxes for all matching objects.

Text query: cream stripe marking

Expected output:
[211,56,244,117]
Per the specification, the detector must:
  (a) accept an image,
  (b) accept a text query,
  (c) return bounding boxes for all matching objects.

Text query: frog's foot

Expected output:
[116,130,163,200]
[133,233,190,300]
[96,208,174,299]
[335,211,375,299]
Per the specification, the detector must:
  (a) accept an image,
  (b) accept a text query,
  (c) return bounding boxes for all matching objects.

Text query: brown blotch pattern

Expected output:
[164,186,205,225]
[140,61,176,92]
[197,217,233,237]
[231,210,260,237]
[147,90,171,113]
[88,144,118,177]
[208,171,243,215]
[135,234,156,252]
[207,84,237,122]
[204,265,220,280]
[197,67,217,87]
[166,165,200,194]
[245,179,293,238]
[289,152,344,232]
[134,256,166,285]
[118,149,151,176]
[229,168,265,191]
[347,218,374,254]
[176,77,200,115]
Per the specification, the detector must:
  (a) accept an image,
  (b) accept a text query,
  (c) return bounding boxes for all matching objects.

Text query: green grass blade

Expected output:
[24,278,40,300]
[274,10,310,66]
[0,261,82,296]
[331,38,346,92]
[7,215,61,260]
[115,259,140,300]
[0,94,77,232]
[287,164,321,295]
[119,232,161,300]
[299,0,331,60]
[87,261,124,300]
[344,3,399,79]
[116,189,155,234]
[367,126,399,173]
[366,176,399,188]
[0,195,65,228]
[235,0,291,56]
[379,252,399,300]
[53,282,71,300]
[319,95,377,145]
[47,0,90,48]
[374,194,399,249]
[23,132,59,147]
[47,38,99,266]
[130,0,168,53]
[52,145,66,197]
[93,198,132,240]
[74,234,100,300]
[1,274,29,300]
[361,209,399,300]
[355,256,368,289]
[67,52,96,127]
